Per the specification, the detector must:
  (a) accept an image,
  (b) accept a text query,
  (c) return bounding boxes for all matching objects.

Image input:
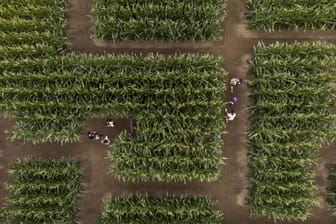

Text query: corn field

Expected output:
[0,0,67,60]
[328,164,336,216]
[108,109,225,182]
[0,54,226,182]
[247,42,336,221]
[98,194,222,223]
[102,54,226,182]
[0,158,82,224]
[247,0,336,31]
[92,0,226,41]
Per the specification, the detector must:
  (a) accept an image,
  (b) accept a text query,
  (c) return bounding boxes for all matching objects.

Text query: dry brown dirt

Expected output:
[1,0,336,223]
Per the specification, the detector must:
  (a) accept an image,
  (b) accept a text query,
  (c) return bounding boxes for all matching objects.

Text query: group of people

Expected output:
[86,79,242,141]
[87,119,114,145]
[225,78,243,123]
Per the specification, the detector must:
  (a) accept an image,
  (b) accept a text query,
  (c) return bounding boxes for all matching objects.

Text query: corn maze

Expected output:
[248,42,336,221]
[92,0,226,41]
[0,158,82,223]
[247,0,336,31]
[99,195,222,223]
[1,0,336,223]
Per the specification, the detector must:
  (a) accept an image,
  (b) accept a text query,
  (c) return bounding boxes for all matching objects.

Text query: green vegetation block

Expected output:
[247,41,336,221]
[98,194,223,224]
[247,0,336,31]
[92,0,226,41]
[0,158,83,224]
[0,0,68,59]
[0,54,226,182]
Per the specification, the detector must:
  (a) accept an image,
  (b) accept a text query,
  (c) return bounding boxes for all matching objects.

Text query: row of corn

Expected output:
[247,0,336,31]
[92,0,226,41]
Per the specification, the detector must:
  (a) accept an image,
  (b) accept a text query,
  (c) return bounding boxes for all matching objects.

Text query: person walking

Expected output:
[230,78,243,93]
[229,96,238,105]
[101,136,111,145]
[87,131,101,140]
[105,119,114,127]
[225,109,236,122]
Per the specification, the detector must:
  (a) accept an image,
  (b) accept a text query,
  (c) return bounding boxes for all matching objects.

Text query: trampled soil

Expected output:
[1,0,336,223]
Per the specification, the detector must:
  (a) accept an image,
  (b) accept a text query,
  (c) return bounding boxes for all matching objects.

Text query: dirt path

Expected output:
[1,0,336,223]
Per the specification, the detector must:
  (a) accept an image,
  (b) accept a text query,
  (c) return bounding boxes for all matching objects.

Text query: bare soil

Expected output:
[1,0,336,223]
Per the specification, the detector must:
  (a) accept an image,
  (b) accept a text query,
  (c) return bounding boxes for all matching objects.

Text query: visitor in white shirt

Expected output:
[225,109,236,122]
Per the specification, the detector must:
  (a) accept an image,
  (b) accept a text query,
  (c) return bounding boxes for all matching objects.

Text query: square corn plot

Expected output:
[247,0,336,31]
[0,158,82,223]
[92,0,226,41]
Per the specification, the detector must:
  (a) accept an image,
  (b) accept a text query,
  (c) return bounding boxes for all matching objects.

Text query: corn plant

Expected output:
[247,41,336,222]
[98,194,222,224]
[247,0,336,31]
[92,0,226,41]
[327,164,336,216]
[0,158,82,224]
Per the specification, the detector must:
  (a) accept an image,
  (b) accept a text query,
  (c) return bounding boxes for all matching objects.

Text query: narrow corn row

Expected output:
[98,195,222,223]
[247,0,336,31]
[248,42,336,221]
